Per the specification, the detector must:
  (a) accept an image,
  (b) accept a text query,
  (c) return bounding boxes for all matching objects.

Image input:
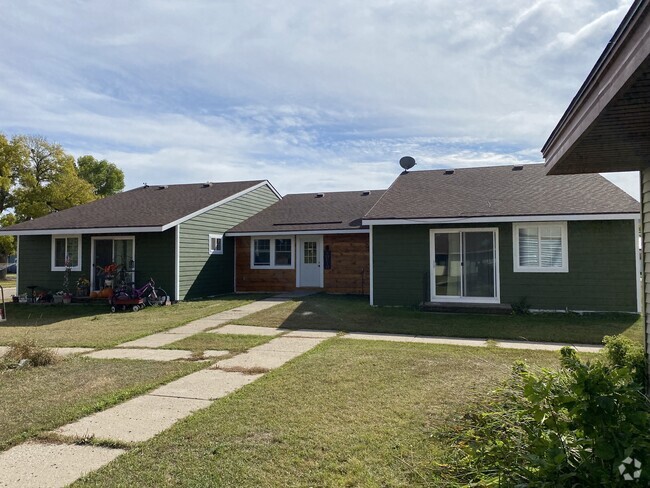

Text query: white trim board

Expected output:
[362,213,639,226]
[369,224,374,306]
[175,225,180,302]
[227,229,368,237]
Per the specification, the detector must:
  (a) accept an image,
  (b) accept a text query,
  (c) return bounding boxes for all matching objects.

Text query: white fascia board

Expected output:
[161,181,282,231]
[226,229,369,237]
[362,213,639,226]
[1,226,164,236]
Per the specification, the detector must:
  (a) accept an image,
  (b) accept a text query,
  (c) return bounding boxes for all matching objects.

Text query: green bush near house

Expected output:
[439,335,650,486]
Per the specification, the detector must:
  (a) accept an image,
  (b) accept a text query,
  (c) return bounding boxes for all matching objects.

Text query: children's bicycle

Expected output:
[110,278,168,312]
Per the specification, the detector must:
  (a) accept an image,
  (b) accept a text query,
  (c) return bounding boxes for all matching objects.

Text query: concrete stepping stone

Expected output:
[85,348,198,361]
[209,324,284,336]
[217,349,300,371]
[0,442,124,488]
[344,332,489,347]
[497,340,602,353]
[203,349,231,358]
[117,332,194,348]
[150,369,262,400]
[282,329,338,339]
[164,319,228,335]
[55,394,211,443]
[251,336,325,354]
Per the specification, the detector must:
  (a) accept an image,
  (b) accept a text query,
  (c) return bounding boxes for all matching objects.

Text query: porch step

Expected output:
[421,302,513,315]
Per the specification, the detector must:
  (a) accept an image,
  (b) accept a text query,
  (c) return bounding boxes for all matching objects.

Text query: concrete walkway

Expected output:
[343,332,603,353]
[0,294,324,488]
[117,297,288,348]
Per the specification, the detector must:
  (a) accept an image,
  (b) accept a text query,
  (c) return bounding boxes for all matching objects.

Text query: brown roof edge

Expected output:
[541,0,650,169]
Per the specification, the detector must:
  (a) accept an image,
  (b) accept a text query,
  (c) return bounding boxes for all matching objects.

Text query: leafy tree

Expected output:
[12,136,96,221]
[76,155,125,197]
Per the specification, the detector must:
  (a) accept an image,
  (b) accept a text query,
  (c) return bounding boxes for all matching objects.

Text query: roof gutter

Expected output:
[362,213,639,226]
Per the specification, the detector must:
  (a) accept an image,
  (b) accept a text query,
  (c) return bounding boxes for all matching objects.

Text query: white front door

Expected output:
[298,236,323,288]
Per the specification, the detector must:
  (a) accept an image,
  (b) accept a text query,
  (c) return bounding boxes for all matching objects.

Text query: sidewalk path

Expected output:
[343,332,603,353]
[0,294,327,488]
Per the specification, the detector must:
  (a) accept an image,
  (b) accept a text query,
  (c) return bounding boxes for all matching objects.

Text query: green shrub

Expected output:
[511,296,531,315]
[1,340,59,368]
[438,336,650,486]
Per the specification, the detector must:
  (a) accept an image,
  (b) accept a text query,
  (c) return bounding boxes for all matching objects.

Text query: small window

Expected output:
[51,235,82,271]
[253,239,271,266]
[209,234,223,255]
[513,222,568,273]
[251,237,294,269]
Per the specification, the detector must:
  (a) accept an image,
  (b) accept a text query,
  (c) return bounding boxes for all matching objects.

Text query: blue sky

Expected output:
[0,0,639,198]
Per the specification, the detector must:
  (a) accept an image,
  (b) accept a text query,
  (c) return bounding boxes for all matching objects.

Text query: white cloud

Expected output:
[0,0,635,198]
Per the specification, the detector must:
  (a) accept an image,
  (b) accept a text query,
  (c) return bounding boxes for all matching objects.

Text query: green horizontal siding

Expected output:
[178,185,279,299]
[372,220,638,312]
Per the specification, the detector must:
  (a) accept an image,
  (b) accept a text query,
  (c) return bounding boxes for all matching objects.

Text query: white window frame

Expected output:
[250,236,295,269]
[208,233,224,255]
[51,235,82,272]
[513,222,568,273]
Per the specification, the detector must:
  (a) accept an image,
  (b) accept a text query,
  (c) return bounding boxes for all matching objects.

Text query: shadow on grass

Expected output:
[0,293,267,328]
[271,294,642,344]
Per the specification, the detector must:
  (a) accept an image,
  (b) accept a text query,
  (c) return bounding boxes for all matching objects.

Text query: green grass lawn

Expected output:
[233,294,643,344]
[0,357,202,452]
[0,294,267,348]
[74,339,567,487]
[164,333,274,354]
[0,274,16,288]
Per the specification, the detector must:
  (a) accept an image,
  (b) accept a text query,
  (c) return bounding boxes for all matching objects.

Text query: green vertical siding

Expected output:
[178,185,279,300]
[372,220,638,312]
[135,230,176,299]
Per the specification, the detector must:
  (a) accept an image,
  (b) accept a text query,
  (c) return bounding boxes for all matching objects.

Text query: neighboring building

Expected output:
[227,190,384,294]
[0,181,280,300]
[363,164,641,312]
[540,1,650,347]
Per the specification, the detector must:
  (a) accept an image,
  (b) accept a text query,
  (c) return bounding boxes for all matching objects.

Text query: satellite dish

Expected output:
[399,156,416,171]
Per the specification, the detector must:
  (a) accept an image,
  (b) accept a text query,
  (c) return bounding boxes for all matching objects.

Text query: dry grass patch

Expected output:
[1,340,59,368]
[0,357,202,451]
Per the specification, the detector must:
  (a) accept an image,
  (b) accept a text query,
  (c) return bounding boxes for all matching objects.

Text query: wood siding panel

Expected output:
[235,234,370,294]
[372,221,637,311]
[179,185,279,299]
[235,237,296,292]
[323,234,369,294]
[135,230,176,299]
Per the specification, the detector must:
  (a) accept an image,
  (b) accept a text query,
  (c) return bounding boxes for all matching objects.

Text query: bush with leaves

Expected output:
[438,335,650,486]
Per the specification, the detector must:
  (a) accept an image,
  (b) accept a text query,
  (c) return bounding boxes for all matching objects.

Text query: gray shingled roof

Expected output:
[364,164,639,220]
[2,181,267,233]
[228,190,386,234]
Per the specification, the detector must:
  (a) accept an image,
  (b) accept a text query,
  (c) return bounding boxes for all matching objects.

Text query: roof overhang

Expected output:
[227,229,369,237]
[0,180,282,237]
[0,226,164,236]
[542,0,650,175]
[362,213,639,226]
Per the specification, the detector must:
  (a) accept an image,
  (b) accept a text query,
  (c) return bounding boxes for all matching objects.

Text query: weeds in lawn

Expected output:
[1,340,59,369]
